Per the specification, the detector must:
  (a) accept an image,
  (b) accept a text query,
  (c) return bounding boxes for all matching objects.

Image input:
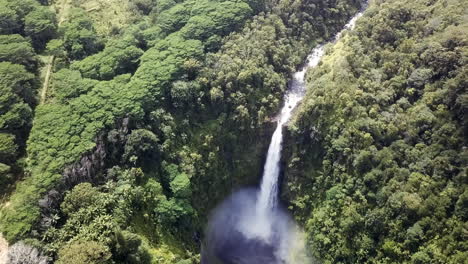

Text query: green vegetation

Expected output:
[0,34,38,70]
[284,0,468,262]
[58,8,103,60]
[1,0,364,262]
[70,36,143,80]
[4,0,463,262]
[56,240,112,264]
[24,6,57,50]
[0,0,48,195]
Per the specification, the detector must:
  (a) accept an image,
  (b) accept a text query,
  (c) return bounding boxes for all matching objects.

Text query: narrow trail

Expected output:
[0,199,13,262]
[0,234,8,264]
[40,56,54,103]
[40,0,71,104]
[0,184,12,262]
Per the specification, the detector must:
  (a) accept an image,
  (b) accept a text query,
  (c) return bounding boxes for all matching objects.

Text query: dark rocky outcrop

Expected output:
[37,118,130,231]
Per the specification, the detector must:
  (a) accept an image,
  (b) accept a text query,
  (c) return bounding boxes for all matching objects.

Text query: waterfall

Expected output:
[203,7,367,264]
[256,46,324,214]
[253,8,365,240]
[252,45,324,239]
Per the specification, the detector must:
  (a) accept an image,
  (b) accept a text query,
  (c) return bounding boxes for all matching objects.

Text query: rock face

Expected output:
[37,118,130,231]
[280,123,322,203]
[37,135,108,230]
[61,137,107,188]
[6,242,49,264]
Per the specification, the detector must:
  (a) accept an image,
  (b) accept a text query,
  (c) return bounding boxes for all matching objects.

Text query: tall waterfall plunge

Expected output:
[252,46,324,241]
[202,9,365,264]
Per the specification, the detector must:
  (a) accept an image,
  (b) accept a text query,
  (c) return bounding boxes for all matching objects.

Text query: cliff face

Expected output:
[32,113,276,234]
[280,122,322,208]
[190,119,277,223]
[37,118,130,231]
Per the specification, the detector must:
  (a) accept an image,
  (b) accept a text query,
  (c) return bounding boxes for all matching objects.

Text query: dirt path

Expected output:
[40,55,54,103]
[0,234,8,264]
[40,0,72,104]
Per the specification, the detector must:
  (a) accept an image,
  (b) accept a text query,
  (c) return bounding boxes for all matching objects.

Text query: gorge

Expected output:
[1,0,466,263]
[202,7,365,263]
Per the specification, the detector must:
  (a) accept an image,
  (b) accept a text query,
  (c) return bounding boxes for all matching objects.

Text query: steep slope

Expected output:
[283,0,467,262]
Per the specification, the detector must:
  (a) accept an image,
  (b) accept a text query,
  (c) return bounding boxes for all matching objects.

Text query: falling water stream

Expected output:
[203,8,366,264]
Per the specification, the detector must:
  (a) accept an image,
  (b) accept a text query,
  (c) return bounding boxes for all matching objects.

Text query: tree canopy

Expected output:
[6,0,465,263]
[284,0,467,262]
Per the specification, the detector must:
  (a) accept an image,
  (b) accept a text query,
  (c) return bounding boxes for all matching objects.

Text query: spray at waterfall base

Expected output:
[201,188,311,264]
[202,44,322,264]
[201,71,313,263]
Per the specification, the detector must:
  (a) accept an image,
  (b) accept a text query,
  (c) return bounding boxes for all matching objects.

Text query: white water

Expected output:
[250,9,366,241]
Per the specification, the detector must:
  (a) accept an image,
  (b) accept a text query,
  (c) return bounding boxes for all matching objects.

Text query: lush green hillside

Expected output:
[0,0,57,199]
[283,0,467,263]
[1,0,363,262]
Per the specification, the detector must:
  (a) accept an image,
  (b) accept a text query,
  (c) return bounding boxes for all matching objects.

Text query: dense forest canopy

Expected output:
[0,0,45,202]
[0,0,363,263]
[0,0,466,263]
[284,0,467,263]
